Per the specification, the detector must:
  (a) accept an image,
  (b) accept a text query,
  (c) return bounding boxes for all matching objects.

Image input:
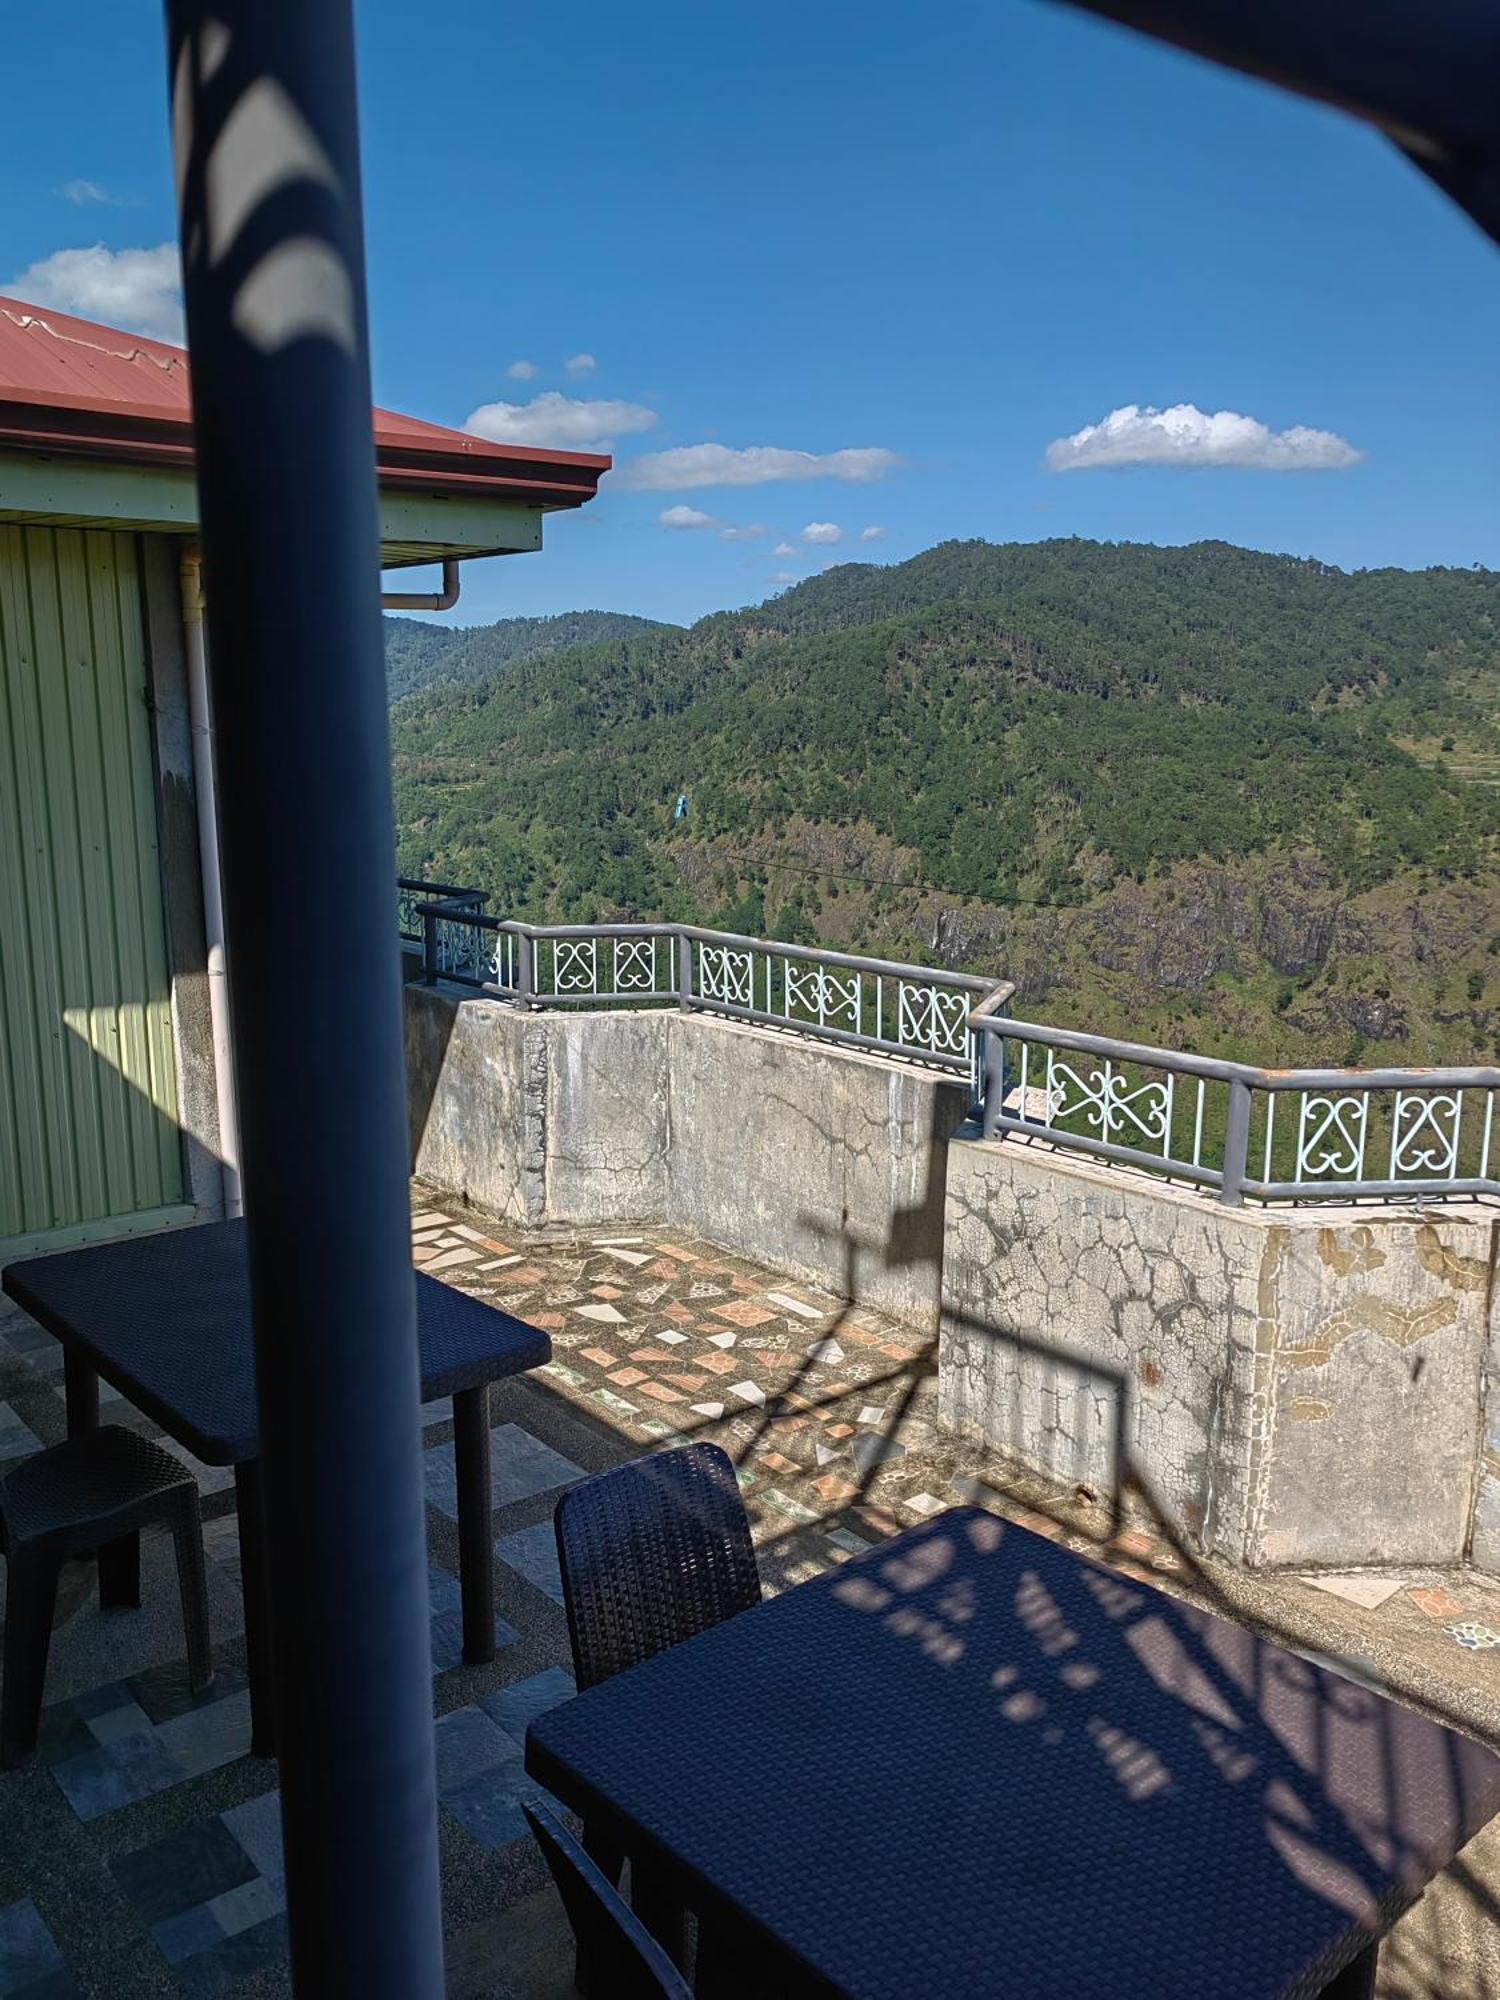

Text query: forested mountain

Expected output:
[385,608,674,703]
[390,539,1500,1066]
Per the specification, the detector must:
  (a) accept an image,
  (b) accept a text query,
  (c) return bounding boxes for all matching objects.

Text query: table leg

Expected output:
[453,1383,495,1664]
[1319,1941,1378,1999]
[235,1462,277,1757]
[63,1351,99,1434]
[630,1861,688,1973]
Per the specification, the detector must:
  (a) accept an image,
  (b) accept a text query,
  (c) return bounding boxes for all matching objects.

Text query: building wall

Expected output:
[0,524,200,1256]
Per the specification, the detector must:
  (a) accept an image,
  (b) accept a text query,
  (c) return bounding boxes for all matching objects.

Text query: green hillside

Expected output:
[391,539,1500,1066]
[385,608,676,703]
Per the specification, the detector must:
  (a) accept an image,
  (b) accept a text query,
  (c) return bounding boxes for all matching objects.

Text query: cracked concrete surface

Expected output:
[409,986,1500,1580]
[940,1138,1497,1573]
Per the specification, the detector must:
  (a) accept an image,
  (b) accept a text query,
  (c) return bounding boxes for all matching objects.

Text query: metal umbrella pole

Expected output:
[162,4,444,1991]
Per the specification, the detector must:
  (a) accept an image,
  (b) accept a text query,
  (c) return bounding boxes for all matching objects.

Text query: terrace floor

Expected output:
[1,1183,1500,1996]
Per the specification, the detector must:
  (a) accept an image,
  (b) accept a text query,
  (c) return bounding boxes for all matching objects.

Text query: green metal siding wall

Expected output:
[0,525,184,1252]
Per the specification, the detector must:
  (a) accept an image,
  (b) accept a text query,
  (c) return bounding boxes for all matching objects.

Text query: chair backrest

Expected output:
[524,1801,693,2000]
[554,1442,761,1691]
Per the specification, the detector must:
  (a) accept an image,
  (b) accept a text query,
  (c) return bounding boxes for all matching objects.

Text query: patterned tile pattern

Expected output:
[422,1422,583,1519]
[0,1406,43,1465]
[112,1793,287,1998]
[429,1216,969,1573]
[40,1669,253,1821]
[0,1900,79,1998]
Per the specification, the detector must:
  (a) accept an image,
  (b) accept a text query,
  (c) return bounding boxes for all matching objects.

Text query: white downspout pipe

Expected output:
[380,558,461,612]
[180,546,242,1217]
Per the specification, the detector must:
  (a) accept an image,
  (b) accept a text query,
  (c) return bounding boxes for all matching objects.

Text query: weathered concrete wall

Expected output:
[544,1011,672,1224]
[939,1137,1498,1571]
[403,985,966,1325]
[405,986,541,1223]
[1469,1275,1500,1574]
[665,1013,968,1327]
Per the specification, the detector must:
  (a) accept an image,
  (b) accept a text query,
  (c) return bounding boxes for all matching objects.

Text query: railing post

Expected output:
[981,1029,1005,1139]
[421,908,438,985]
[516,929,534,1009]
[676,930,694,1012]
[1221,1077,1252,1206]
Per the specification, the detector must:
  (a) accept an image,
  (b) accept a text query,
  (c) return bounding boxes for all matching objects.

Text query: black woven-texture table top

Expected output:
[528,1508,1500,2000]
[3,1218,550,1466]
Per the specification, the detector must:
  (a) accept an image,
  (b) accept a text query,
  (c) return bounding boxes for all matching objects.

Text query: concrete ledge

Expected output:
[665,1012,968,1328]
[938,1136,1497,1571]
[404,984,967,1327]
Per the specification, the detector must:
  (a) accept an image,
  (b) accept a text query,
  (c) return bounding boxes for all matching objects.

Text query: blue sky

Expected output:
[4,1,1497,628]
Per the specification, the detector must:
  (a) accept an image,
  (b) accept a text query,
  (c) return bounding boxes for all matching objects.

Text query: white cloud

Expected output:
[772,541,797,557]
[615,443,899,491]
[463,391,658,452]
[564,352,596,376]
[659,505,719,530]
[506,359,537,380]
[773,571,800,586]
[8,242,183,342]
[55,179,133,207]
[802,521,843,545]
[719,522,768,542]
[859,525,887,543]
[1046,403,1363,473]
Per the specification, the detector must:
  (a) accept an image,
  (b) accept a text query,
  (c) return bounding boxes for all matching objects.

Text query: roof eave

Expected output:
[0,396,611,511]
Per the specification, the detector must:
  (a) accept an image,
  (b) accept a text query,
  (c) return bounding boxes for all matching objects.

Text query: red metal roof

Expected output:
[0,296,609,510]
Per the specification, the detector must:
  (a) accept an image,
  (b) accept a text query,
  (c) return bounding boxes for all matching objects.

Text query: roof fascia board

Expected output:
[0,450,545,553]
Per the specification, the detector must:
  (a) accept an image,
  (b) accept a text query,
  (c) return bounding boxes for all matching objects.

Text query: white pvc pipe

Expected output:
[380,558,460,611]
[180,547,242,1216]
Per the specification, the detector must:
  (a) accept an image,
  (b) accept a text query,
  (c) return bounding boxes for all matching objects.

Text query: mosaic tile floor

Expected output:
[4,1188,1500,1995]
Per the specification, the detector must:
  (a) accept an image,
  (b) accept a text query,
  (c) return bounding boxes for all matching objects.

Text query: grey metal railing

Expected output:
[397,881,1496,1205]
[972,1013,1500,1206]
[397,877,485,946]
[406,894,1012,1085]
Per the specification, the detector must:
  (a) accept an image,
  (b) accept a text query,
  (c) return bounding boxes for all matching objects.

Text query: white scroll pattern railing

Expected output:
[403,892,1007,1085]
[975,1015,1500,1207]
[400,883,1497,1205]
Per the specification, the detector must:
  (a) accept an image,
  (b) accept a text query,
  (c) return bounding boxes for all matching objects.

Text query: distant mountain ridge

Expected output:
[385,608,676,703]
[390,537,1500,1066]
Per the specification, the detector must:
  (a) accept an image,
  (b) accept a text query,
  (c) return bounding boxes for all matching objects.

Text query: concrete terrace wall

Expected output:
[939,1136,1500,1571]
[404,982,968,1325]
[405,981,1500,1574]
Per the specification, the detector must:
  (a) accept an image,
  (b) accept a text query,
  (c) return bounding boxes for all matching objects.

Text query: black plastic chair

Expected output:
[554,1443,762,1983]
[554,1441,762,1693]
[0,1424,213,1767]
[524,1801,692,2000]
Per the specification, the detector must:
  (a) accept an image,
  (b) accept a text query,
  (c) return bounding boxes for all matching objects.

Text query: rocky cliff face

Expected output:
[673,833,1499,1066]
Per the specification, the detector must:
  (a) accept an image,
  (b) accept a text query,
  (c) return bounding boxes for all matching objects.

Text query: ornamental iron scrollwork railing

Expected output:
[973,1014,1499,1208]
[400,890,1005,1087]
[398,881,1498,1206]
[397,877,485,946]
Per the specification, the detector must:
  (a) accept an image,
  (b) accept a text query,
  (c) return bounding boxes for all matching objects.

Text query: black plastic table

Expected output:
[528,1507,1500,1999]
[3,1217,550,1756]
